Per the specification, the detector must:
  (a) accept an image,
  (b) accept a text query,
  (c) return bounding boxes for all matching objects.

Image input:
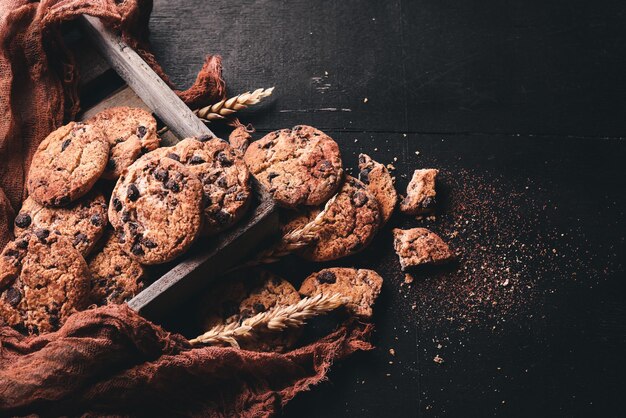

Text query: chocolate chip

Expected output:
[131,243,144,256]
[167,153,180,162]
[128,222,140,236]
[73,233,88,246]
[115,137,124,144]
[14,213,31,229]
[267,172,279,182]
[15,239,28,249]
[217,177,228,188]
[358,168,371,184]
[5,288,22,307]
[141,237,157,248]
[136,125,147,138]
[352,191,369,207]
[121,211,131,222]
[61,139,71,151]
[57,195,71,206]
[106,158,116,171]
[165,180,180,193]
[127,184,140,201]
[154,167,169,182]
[197,134,212,142]
[112,198,122,211]
[189,155,206,165]
[49,313,60,328]
[235,192,247,201]
[318,160,333,172]
[253,303,266,313]
[215,210,231,225]
[317,270,336,284]
[216,152,232,166]
[90,214,102,226]
[117,230,126,243]
[35,228,50,241]
[4,249,19,258]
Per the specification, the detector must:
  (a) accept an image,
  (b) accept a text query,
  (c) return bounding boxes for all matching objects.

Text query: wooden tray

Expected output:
[69,18,278,321]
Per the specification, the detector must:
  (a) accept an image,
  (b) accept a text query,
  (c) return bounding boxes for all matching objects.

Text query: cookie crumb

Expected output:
[404,274,414,284]
[389,348,396,356]
[433,355,444,364]
[363,98,368,103]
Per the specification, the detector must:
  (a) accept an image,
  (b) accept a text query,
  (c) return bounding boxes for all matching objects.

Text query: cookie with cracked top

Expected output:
[399,169,439,215]
[358,153,397,224]
[108,154,203,264]
[282,176,381,262]
[0,232,90,334]
[151,137,251,236]
[299,268,383,318]
[392,227,455,270]
[14,190,108,257]
[88,106,160,179]
[244,125,343,208]
[27,122,109,207]
[87,230,146,305]
[196,269,301,352]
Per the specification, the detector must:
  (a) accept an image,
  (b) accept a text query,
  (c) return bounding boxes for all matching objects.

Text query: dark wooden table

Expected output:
[148,1,625,416]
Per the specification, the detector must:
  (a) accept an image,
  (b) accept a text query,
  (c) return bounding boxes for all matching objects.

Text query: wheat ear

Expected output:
[242,193,338,266]
[189,292,347,347]
[195,87,275,122]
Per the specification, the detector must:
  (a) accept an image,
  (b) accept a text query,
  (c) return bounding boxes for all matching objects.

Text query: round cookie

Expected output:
[88,230,146,305]
[299,268,383,318]
[0,231,90,334]
[358,153,397,225]
[14,190,108,257]
[88,107,160,179]
[152,137,251,235]
[244,125,343,208]
[197,270,301,352]
[282,176,381,262]
[27,122,109,206]
[108,155,203,264]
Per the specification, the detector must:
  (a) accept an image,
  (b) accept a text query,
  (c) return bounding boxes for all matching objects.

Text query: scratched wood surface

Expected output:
[143,1,626,416]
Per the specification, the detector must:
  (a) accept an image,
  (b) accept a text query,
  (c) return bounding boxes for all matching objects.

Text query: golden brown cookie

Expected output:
[244,125,343,208]
[282,176,381,261]
[299,268,383,318]
[151,137,251,235]
[14,190,108,257]
[358,153,397,224]
[399,169,438,215]
[89,106,160,179]
[87,230,146,305]
[27,122,109,207]
[108,154,204,265]
[197,270,301,352]
[392,227,455,270]
[0,231,90,334]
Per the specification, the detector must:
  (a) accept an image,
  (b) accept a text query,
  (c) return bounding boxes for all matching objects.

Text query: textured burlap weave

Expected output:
[0,1,373,415]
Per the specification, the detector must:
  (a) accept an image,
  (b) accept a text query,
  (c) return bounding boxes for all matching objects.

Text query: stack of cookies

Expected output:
[0,107,253,335]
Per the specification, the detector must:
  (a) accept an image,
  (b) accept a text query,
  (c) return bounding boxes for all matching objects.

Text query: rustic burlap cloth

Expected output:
[0,1,373,416]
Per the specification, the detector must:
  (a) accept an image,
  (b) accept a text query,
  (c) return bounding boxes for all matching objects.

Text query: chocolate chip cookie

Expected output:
[0,232,90,334]
[282,176,381,261]
[14,190,108,256]
[27,122,109,207]
[244,125,343,208]
[108,155,204,264]
[392,227,455,270]
[88,230,146,305]
[197,269,301,352]
[151,137,251,235]
[88,107,160,179]
[358,153,397,224]
[299,268,383,318]
[399,169,439,215]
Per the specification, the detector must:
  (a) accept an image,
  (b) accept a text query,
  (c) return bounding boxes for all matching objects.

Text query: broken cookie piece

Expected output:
[392,227,454,271]
[358,153,397,224]
[228,124,253,153]
[399,169,438,215]
[299,268,383,318]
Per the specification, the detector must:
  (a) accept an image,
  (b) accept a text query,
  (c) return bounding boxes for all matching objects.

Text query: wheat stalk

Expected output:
[189,292,347,347]
[156,87,274,135]
[195,87,275,122]
[242,193,338,266]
